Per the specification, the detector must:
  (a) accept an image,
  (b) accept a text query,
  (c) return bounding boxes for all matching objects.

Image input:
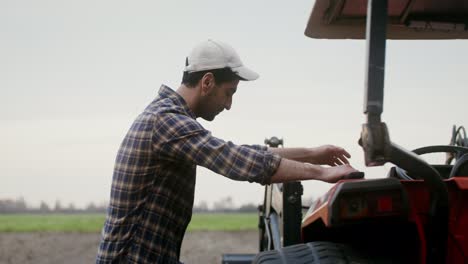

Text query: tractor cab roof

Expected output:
[305,0,468,39]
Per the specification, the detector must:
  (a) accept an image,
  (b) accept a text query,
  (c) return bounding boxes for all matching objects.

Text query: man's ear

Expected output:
[201,72,215,96]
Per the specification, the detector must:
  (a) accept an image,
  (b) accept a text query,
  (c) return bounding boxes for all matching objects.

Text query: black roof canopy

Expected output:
[305,0,468,39]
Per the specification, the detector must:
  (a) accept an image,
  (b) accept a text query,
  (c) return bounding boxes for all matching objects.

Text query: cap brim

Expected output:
[233,66,259,81]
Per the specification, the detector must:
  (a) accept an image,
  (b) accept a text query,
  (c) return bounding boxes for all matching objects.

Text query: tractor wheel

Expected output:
[252,241,395,264]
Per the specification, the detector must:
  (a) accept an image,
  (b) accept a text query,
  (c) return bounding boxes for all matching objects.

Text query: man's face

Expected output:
[199,77,239,121]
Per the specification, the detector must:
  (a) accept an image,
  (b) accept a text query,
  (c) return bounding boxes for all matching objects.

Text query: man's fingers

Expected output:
[335,158,344,165]
[344,150,351,158]
[323,147,352,166]
[332,156,349,165]
[333,159,347,166]
[334,147,351,159]
[338,156,349,164]
[340,149,351,159]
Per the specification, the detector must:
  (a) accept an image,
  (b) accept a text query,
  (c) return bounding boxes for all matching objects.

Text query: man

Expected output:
[96,39,358,263]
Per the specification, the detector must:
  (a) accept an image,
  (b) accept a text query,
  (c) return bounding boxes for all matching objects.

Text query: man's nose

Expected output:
[225,97,232,110]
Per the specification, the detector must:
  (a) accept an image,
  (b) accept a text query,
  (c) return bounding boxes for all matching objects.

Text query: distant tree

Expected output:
[83,201,107,213]
[0,199,16,213]
[86,202,97,212]
[193,200,209,213]
[54,200,62,212]
[39,201,50,212]
[213,196,235,212]
[238,203,257,213]
[0,198,28,213]
[67,203,76,212]
[16,197,27,211]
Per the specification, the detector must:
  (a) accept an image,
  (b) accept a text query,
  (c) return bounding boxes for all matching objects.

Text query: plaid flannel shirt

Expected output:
[96,85,281,263]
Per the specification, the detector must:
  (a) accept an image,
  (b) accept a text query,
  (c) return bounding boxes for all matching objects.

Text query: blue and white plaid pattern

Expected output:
[96,85,281,263]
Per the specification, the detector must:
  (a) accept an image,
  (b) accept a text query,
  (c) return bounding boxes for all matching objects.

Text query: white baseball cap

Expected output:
[184,39,259,81]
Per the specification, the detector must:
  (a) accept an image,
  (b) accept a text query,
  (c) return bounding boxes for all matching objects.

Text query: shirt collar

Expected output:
[158,85,196,119]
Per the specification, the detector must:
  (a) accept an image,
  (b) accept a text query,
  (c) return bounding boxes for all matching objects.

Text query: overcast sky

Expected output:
[2,0,467,209]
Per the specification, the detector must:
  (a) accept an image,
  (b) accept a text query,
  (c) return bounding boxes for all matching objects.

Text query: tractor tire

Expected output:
[252,241,394,264]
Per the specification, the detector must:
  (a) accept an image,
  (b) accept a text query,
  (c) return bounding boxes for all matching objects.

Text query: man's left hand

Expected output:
[309,145,351,166]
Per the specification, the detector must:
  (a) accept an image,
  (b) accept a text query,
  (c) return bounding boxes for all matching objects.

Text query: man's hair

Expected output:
[181,67,241,87]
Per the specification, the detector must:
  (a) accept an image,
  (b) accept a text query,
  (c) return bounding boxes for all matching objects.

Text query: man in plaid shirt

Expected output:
[96,39,358,263]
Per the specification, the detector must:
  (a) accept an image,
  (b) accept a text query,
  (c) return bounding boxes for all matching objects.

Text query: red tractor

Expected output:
[241,1,468,264]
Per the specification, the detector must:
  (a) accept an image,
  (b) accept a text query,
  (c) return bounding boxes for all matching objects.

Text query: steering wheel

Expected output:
[394,145,468,180]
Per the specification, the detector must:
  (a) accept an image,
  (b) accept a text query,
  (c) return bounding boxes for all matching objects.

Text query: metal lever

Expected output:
[265,137,283,148]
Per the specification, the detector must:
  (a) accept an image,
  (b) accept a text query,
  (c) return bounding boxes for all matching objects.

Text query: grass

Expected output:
[0,214,106,232]
[0,213,257,233]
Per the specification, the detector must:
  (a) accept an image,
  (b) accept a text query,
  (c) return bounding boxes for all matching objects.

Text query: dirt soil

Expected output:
[0,231,258,264]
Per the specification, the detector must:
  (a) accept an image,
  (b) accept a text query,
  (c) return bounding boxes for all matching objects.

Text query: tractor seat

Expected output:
[388,165,453,180]
[388,154,468,180]
[449,154,468,177]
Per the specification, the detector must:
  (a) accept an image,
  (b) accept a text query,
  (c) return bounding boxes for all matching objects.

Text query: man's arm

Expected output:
[155,112,357,185]
[155,112,280,185]
[268,145,351,166]
[270,158,357,183]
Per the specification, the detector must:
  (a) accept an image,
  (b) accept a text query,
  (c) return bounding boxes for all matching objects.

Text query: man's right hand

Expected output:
[315,164,360,183]
[270,159,360,184]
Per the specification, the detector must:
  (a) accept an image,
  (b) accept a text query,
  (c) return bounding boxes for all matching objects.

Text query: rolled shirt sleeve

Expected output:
[242,144,268,151]
[154,112,281,185]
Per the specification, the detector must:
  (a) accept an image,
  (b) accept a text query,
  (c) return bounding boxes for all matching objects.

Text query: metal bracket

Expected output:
[360,122,392,166]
